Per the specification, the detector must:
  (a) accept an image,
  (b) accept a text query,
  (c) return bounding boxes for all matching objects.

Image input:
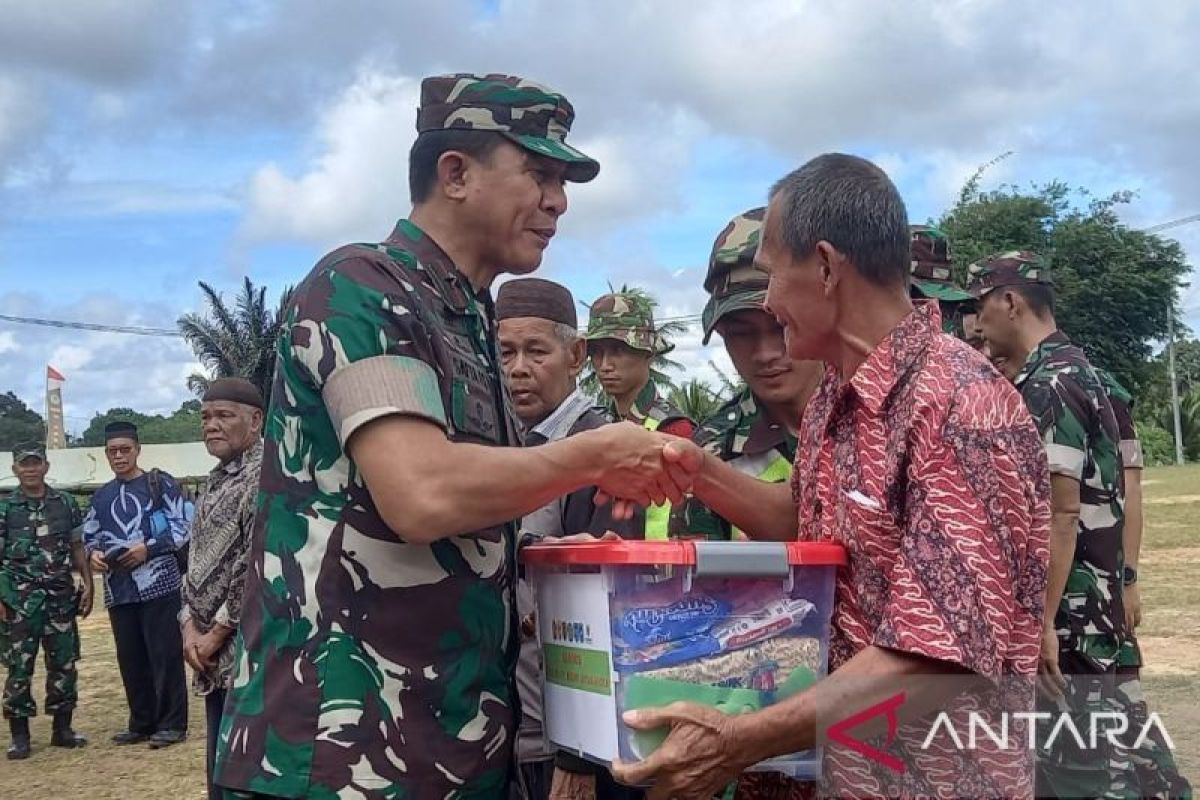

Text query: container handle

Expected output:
[693,541,791,577]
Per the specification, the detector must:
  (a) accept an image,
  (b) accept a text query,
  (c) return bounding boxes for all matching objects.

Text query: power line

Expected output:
[2,211,1198,340]
[1142,213,1200,234]
[0,313,180,337]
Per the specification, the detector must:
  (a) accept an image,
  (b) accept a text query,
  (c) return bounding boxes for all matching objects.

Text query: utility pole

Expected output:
[1168,303,1185,465]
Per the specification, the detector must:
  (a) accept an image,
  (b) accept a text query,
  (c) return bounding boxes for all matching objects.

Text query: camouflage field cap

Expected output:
[966,250,1052,298]
[417,73,599,182]
[585,292,673,355]
[12,442,46,462]
[701,207,769,344]
[910,225,972,303]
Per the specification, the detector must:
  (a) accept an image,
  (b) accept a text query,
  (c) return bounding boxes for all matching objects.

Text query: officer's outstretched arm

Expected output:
[350,416,689,545]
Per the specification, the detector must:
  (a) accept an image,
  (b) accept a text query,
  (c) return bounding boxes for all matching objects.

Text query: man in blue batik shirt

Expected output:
[84,421,192,749]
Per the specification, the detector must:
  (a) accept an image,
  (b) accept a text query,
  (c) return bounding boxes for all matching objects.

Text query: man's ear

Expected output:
[567,337,587,377]
[815,240,842,299]
[436,151,472,201]
[252,408,265,435]
[1002,289,1021,319]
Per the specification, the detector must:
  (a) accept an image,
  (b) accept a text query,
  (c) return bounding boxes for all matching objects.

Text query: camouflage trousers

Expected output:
[1036,654,1192,799]
[1,588,80,719]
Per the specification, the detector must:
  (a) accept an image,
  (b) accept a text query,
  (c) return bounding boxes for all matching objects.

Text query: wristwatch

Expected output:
[1122,565,1138,586]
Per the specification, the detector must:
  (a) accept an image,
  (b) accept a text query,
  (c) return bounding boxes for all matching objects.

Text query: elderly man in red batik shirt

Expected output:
[611,154,1052,800]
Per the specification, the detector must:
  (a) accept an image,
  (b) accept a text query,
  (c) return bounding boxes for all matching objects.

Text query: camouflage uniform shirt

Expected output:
[0,488,82,616]
[669,388,797,540]
[603,379,690,433]
[215,219,521,798]
[1014,332,1129,671]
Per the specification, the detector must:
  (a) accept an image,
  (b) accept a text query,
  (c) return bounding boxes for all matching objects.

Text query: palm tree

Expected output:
[580,283,690,399]
[668,378,725,423]
[178,278,294,407]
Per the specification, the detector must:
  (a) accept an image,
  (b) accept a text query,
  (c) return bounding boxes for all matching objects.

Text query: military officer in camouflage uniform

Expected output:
[969,252,1191,799]
[909,225,975,337]
[1100,370,1191,798]
[669,208,822,541]
[585,292,695,541]
[1,443,91,760]
[214,73,692,800]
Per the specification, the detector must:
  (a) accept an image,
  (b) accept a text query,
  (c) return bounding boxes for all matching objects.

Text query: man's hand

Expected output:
[1037,625,1066,701]
[117,542,149,570]
[592,424,696,508]
[610,703,749,800]
[182,619,202,672]
[1124,583,1142,630]
[593,431,704,520]
[89,550,109,574]
[550,767,597,800]
[194,625,232,671]
[78,583,94,619]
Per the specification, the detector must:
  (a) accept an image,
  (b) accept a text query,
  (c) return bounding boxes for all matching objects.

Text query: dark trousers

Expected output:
[108,592,188,734]
[206,688,227,800]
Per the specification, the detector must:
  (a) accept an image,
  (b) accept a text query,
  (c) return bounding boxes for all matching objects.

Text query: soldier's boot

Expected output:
[49,710,86,748]
[6,717,31,760]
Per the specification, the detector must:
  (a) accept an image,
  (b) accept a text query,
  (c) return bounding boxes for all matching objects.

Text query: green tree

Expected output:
[80,401,203,446]
[0,392,46,450]
[178,277,294,407]
[939,180,1190,392]
[667,379,725,423]
[579,284,689,399]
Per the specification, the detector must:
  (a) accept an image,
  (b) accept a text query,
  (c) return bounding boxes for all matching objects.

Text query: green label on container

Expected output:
[543,644,612,696]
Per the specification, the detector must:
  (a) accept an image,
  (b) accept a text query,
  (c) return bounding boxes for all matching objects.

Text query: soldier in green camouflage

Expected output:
[909,225,974,337]
[1100,370,1191,798]
[1,442,91,760]
[669,208,822,541]
[970,252,1191,799]
[585,291,695,541]
[214,73,692,800]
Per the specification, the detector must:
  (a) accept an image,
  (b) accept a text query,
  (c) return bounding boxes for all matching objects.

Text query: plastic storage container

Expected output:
[522,539,846,778]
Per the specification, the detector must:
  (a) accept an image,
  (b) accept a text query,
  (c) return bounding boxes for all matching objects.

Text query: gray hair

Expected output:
[768,153,910,287]
[551,322,579,345]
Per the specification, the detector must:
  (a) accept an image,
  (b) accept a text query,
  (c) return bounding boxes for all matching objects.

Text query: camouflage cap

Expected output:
[966,250,1052,298]
[910,225,972,303]
[701,207,769,345]
[417,73,599,182]
[12,441,46,462]
[585,292,673,355]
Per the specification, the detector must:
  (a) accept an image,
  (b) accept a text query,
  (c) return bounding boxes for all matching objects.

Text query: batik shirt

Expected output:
[791,301,1050,798]
[215,219,521,799]
[182,440,263,695]
[83,472,191,607]
[1014,332,1129,672]
[669,388,797,540]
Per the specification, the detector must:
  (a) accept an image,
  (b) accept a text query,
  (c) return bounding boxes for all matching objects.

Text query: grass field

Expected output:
[2,465,1197,798]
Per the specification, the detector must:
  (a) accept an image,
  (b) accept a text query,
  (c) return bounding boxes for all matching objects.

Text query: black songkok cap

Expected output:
[495,278,577,329]
[202,377,265,410]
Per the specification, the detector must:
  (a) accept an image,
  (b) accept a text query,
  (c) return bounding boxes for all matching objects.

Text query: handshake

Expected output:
[581,421,706,519]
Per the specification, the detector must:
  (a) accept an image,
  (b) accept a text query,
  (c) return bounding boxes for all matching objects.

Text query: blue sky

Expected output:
[1,0,1198,430]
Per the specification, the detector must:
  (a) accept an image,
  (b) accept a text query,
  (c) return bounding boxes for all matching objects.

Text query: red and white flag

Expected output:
[46,365,66,390]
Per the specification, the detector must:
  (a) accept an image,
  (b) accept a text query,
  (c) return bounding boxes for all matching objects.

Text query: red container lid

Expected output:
[521,539,847,567]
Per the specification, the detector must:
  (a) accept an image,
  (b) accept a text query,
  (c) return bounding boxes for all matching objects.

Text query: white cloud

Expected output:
[240,70,421,248]
[0,0,189,85]
[0,292,201,433]
[0,76,47,179]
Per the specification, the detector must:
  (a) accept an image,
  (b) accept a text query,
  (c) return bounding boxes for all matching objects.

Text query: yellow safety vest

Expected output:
[730,452,793,540]
[642,416,671,540]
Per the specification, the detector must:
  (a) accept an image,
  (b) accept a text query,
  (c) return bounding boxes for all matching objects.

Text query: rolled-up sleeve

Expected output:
[290,256,449,448]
